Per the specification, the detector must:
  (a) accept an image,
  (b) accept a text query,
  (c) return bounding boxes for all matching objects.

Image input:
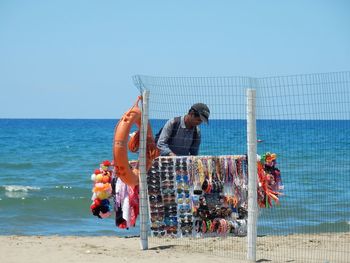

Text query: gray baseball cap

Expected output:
[191,103,210,123]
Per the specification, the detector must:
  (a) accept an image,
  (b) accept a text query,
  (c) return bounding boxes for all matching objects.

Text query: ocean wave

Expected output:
[38,161,65,168]
[0,162,33,169]
[54,185,73,189]
[297,220,350,233]
[2,185,40,192]
[1,185,40,199]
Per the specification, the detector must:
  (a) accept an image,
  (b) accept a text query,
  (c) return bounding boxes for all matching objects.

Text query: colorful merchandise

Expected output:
[90,160,113,219]
[89,160,140,230]
[89,152,282,236]
[148,154,282,238]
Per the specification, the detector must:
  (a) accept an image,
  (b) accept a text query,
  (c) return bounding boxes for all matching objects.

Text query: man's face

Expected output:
[189,112,203,126]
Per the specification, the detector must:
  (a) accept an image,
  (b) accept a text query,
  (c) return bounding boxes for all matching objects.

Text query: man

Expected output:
[157,103,210,156]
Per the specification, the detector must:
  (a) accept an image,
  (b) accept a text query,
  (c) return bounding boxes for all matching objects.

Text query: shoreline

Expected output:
[1,232,349,263]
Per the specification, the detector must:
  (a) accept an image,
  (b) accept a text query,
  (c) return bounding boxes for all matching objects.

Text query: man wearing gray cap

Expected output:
[156,103,210,156]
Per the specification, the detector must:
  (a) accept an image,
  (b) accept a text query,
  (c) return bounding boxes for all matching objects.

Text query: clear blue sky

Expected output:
[0,0,349,118]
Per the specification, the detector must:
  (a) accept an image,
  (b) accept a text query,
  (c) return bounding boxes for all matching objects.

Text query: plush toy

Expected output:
[90,160,113,219]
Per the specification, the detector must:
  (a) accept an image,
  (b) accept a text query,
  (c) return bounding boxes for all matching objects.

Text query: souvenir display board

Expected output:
[148,155,250,238]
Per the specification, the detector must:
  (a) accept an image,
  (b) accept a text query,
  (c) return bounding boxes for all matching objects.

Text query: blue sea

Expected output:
[0,119,349,236]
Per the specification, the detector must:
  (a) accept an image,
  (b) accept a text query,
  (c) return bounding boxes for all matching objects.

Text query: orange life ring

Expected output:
[113,96,159,186]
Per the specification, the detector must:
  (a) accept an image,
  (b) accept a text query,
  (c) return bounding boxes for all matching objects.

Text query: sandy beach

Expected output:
[1,232,349,263]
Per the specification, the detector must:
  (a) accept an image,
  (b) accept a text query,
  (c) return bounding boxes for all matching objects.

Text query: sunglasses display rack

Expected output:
[147,154,282,238]
[147,155,248,238]
[175,157,193,236]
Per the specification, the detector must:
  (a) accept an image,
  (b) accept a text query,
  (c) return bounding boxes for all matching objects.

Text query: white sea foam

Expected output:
[55,185,72,189]
[4,185,40,192]
[2,185,40,199]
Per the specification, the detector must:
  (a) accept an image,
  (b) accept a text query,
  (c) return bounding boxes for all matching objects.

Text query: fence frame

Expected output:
[131,72,350,262]
[247,88,258,261]
[133,75,259,260]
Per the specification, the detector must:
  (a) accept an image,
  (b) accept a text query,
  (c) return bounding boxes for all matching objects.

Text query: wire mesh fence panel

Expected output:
[133,75,255,261]
[133,72,350,262]
[134,75,251,155]
[256,71,350,263]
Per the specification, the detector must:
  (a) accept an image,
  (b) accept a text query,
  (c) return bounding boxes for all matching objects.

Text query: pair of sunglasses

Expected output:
[149,195,162,204]
[151,208,164,216]
[164,210,177,217]
[180,218,192,224]
[175,166,187,171]
[165,201,177,207]
[161,175,174,181]
[179,204,191,213]
[148,184,160,190]
[179,214,193,220]
[150,203,163,208]
[151,207,164,213]
[151,223,164,230]
[180,223,193,230]
[152,230,166,237]
[175,158,187,165]
[162,188,175,195]
[182,230,192,235]
[161,184,175,189]
[164,219,178,226]
[177,188,190,194]
[148,189,161,195]
[164,225,177,232]
[167,229,178,235]
[164,203,177,210]
[150,214,164,221]
[165,211,177,217]
[164,198,176,203]
[159,169,174,174]
[147,179,160,186]
[177,197,190,204]
[177,183,189,189]
[178,193,190,198]
[150,217,164,223]
[176,174,189,183]
[164,193,175,199]
[163,193,176,198]
[147,173,159,180]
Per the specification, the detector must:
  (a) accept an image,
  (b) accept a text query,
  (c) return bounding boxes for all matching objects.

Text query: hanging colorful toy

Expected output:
[90,160,113,219]
[257,153,283,208]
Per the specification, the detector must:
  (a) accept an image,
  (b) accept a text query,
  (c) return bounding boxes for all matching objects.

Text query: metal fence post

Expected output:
[247,88,257,261]
[139,89,150,250]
